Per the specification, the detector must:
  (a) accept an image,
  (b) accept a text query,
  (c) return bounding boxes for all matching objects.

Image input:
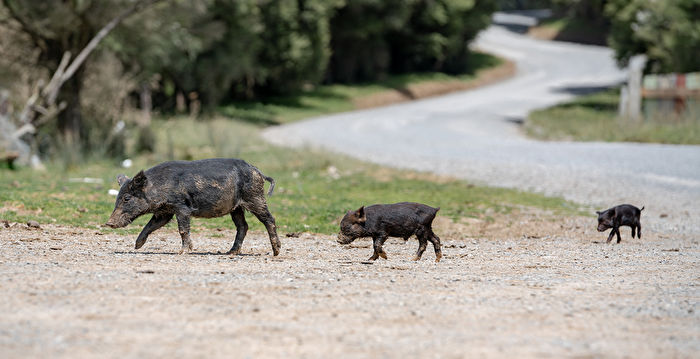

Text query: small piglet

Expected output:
[105,158,280,255]
[596,204,644,243]
[337,202,442,262]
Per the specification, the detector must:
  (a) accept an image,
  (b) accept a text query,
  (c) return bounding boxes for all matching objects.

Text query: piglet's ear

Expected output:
[117,174,129,187]
[595,211,601,215]
[130,170,147,191]
[356,206,366,224]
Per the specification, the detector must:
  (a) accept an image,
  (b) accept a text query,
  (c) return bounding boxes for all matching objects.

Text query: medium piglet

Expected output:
[337,202,442,262]
[596,204,644,243]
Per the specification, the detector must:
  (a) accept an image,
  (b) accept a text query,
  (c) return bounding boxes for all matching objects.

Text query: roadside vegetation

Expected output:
[1,117,578,236]
[525,88,700,144]
[220,52,508,125]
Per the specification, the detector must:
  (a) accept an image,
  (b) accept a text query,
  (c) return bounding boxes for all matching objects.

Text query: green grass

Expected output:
[1,117,578,236]
[530,17,608,46]
[219,52,503,126]
[525,88,700,145]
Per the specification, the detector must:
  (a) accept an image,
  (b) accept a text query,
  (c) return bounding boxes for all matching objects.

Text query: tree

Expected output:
[327,0,497,83]
[606,0,700,73]
[1,0,165,149]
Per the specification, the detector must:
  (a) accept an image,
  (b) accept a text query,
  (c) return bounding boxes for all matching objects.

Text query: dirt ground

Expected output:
[1,210,698,358]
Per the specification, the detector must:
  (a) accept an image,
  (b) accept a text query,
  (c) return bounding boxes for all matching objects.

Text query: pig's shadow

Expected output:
[114,251,262,256]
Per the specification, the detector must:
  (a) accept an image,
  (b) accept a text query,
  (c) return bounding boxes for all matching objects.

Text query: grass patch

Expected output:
[219,52,504,126]
[528,17,608,46]
[1,117,578,236]
[525,88,700,145]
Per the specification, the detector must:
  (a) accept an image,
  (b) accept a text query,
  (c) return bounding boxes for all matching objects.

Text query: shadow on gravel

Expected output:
[114,251,262,256]
[504,116,525,125]
[551,85,614,96]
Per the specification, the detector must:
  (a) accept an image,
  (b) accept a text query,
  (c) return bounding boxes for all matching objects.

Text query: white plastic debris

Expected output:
[108,189,119,196]
[69,177,104,184]
[121,159,133,168]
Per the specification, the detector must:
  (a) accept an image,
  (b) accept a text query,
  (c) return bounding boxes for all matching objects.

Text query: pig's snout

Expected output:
[337,233,354,245]
[597,224,607,232]
[104,218,125,228]
[105,210,130,228]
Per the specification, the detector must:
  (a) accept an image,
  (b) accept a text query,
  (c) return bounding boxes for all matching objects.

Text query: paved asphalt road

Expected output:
[263,24,700,236]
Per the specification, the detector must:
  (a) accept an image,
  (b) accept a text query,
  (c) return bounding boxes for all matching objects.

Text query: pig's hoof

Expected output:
[178,247,192,255]
[368,255,378,261]
[435,254,442,263]
[412,255,421,261]
[227,249,241,255]
[272,247,280,256]
[379,252,387,260]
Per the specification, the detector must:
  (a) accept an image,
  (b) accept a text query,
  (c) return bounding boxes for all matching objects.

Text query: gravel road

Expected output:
[1,215,698,358]
[263,24,700,236]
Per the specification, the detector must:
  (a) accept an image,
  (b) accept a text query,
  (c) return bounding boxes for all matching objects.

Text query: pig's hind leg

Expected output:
[175,213,194,254]
[227,207,248,255]
[249,204,281,256]
[413,235,428,261]
[637,223,642,239]
[428,230,442,263]
[631,225,636,239]
[135,213,173,250]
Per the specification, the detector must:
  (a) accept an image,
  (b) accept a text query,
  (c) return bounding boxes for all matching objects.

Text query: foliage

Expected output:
[328,0,497,82]
[0,117,577,234]
[525,88,700,144]
[605,0,700,73]
[220,52,504,126]
[0,0,162,146]
[0,0,497,161]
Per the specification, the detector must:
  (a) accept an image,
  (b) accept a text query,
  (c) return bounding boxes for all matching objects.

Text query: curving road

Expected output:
[263,23,700,236]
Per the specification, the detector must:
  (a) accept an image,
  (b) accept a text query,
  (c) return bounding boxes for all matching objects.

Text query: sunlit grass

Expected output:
[1,117,578,236]
[219,52,503,125]
[526,88,700,144]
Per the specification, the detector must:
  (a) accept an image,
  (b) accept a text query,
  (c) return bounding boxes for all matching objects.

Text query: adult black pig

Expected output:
[105,158,280,255]
[337,202,442,262]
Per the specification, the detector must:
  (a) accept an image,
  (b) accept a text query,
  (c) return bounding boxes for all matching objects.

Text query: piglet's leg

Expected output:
[637,223,642,239]
[428,231,442,263]
[606,228,615,243]
[413,236,428,261]
[615,227,622,243]
[369,236,388,261]
[176,213,193,254]
[631,225,636,238]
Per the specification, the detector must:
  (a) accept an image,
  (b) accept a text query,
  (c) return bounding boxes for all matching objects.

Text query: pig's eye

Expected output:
[123,194,132,202]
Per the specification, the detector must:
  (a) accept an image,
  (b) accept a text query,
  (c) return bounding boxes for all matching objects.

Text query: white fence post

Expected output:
[625,54,647,121]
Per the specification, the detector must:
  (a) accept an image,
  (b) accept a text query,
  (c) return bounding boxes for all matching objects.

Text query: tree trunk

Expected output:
[56,68,84,145]
[139,82,152,127]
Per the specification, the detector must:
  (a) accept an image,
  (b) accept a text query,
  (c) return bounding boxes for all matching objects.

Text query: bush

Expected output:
[606,0,700,73]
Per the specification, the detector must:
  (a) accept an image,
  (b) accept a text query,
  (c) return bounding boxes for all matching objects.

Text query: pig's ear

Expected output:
[130,170,147,191]
[356,206,366,224]
[116,174,129,187]
[595,211,601,215]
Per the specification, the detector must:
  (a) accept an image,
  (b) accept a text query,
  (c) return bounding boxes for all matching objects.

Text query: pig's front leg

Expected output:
[175,213,193,254]
[615,227,622,243]
[369,235,388,261]
[135,213,173,249]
